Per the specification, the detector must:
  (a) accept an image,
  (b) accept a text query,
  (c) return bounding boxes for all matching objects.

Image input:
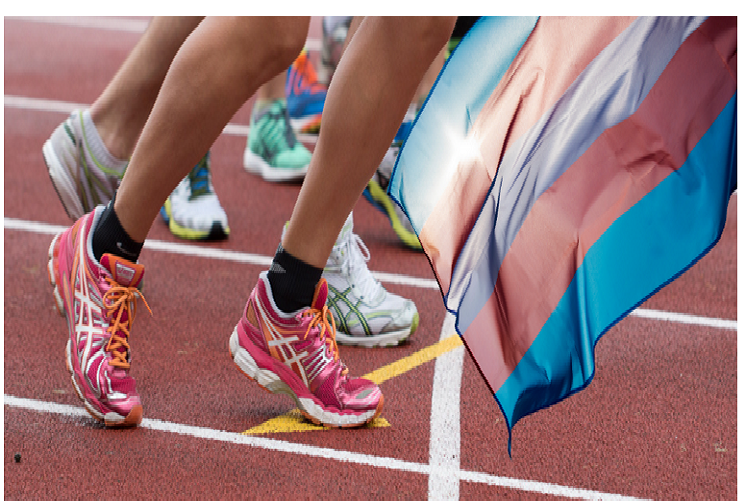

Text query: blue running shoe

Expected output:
[285,49,326,134]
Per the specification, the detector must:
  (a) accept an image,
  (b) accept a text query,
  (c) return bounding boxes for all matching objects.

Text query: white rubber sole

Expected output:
[42,140,85,220]
[335,327,412,348]
[242,149,308,182]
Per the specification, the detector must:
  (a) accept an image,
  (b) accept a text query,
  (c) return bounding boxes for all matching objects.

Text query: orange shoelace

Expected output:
[103,278,152,369]
[302,305,348,375]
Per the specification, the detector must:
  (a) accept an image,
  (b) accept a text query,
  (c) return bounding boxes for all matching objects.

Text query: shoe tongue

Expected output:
[330,214,354,260]
[100,254,145,288]
[337,213,354,243]
[311,278,328,311]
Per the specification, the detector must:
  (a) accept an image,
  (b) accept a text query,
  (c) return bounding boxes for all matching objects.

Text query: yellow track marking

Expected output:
[362,334,463,385]
[242,334,463,435]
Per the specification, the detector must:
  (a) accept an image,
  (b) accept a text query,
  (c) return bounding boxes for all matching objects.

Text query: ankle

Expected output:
[82,109,130,169]
[91,197,143,263]
[266,244,323,313]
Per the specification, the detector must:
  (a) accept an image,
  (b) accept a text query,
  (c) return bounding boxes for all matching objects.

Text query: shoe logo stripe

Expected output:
[73,224,106,385]
[305,345,333,383]
[254,298,309,386]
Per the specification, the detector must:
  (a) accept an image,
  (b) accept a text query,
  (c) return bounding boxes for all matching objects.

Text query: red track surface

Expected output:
[4,17,737,500]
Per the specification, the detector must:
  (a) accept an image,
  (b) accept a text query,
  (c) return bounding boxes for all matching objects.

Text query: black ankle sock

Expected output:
[91,196,143,263]
[266,245,323,313]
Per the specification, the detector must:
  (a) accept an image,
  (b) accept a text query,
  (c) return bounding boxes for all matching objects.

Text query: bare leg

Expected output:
[90,17,204,160]
[341,16,363,55]
[345,17,444,111]
[415,45,447,109]
[256,72,288,102]
[115,16,310,242]
[282,16,456,267]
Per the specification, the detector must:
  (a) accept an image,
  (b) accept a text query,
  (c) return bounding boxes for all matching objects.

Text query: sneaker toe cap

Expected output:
[273,147,311,169]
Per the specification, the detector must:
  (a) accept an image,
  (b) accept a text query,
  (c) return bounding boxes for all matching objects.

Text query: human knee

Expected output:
[202,17,307,77]
[422,16,458,44]
[256,17,308,72]
[397,17,456,56]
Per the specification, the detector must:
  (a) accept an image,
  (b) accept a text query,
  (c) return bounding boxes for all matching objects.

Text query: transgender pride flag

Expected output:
[389,16,737,448]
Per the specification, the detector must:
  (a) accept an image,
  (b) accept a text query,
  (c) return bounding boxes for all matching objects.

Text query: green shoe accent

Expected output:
[244,100,310,182]
[366,179,423,251]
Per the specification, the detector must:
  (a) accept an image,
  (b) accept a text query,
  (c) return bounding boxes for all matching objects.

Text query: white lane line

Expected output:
[3,217,436,290]
[5,95,249,138]
[8,16,150,32]
[4,95,88,114]
[4,216,736,329]
[6,16,323,51]
[629,307,737,330]
[427,312,465,501]
[3,394,641,501]
[4,95,316,144]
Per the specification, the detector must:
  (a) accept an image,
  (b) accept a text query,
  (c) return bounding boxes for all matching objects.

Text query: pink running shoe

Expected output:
[229,272,384,427]
[47,206,150,427]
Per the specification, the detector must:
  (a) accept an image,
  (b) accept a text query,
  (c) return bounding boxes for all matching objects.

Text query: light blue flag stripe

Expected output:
[495,94,737,433]
[390,16,538,234]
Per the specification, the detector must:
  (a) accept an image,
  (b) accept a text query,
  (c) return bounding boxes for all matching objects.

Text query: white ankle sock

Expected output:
[81,109,128,173]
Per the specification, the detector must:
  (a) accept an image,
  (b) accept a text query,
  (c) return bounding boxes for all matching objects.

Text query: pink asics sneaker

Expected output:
[229,272,384,427]
[47,206,150,427]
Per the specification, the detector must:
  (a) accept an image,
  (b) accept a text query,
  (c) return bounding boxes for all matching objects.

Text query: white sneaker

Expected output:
[322,213,419,347]
[160,152,230,240]
[42,109,127,220]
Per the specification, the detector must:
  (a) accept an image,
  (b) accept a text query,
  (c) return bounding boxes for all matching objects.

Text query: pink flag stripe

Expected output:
[419,17,636,293]
[463,16,737,394]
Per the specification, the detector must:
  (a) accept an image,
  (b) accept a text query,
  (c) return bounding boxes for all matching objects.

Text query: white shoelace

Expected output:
[336,231,383,302]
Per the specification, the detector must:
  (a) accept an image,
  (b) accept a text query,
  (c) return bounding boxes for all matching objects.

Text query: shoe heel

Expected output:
[42,138,85,220]
[229,326,289,396]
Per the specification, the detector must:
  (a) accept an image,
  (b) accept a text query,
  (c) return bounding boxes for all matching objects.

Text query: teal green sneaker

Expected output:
[243,100,311,182]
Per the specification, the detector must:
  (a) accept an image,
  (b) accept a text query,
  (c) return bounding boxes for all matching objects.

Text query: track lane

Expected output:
[4,16,737,500]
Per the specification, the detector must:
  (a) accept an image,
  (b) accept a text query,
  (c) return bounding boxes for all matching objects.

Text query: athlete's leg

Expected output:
[115,16,310,242]
[42,17,206,220]
[256,72,287,101]
[282,16,456,267]
[91,16,204,160]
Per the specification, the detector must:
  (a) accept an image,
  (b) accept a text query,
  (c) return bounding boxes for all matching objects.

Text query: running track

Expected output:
[4,17,737,500]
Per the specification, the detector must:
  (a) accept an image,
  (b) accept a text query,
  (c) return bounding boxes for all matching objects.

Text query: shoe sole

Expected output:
[229,327,383,428]
[363,180,423,251]
[335,312,419,348]
[48,232,142,428]
[160,201,230,241]
[42,140,86,220]
[243,149,308,183]
[290,116,321,135]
